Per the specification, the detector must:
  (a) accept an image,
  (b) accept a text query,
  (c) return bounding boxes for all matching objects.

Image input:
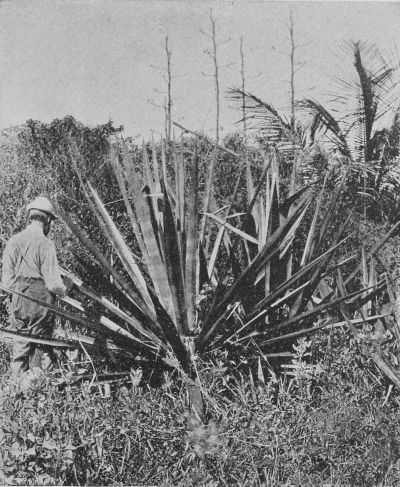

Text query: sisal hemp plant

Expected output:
[1,134,399,416]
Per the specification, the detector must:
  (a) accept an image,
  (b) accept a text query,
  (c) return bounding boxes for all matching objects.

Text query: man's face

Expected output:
[43,217,52,237]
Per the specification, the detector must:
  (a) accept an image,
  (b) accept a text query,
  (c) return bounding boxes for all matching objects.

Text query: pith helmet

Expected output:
[26,196,58,220]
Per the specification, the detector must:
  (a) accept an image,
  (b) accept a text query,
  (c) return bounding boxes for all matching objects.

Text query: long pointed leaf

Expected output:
[59,267,164,344]
[0,328,75,348]
[207,225,225,279]
[198,195,311,347]
[239,234,353,330]
[55,203,157,324]
[151,292,192,375]
[240,154,271,232]
[270,281,385,335]
[213,281,311,348]
[87,182,155,313]
[110,145,147,255]
[253,314,390,348]
[59,295,159,351]
[300,174,328,266]
[123,158,175,318]
[142,143,156,194]
[340,298,400,388]
[151,136,162,193]
[0,285,156,355]
[162,181,188,334]
[185,146,199,329]
[204,213,260,245]
[141,185,176,316]
[345,221,400,285]
[200,148,218,243]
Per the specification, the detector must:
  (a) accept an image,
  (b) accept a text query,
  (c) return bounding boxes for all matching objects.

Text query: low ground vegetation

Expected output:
[1,328,400,486]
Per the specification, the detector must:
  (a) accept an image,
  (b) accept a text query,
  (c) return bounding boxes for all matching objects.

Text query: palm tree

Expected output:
[300,41,400,220]
[229,41,400,221]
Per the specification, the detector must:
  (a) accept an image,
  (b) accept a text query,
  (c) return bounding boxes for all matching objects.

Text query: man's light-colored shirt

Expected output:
[1,221,66,296]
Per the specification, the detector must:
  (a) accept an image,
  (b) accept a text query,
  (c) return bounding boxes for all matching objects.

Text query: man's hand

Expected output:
[62,275,75,292]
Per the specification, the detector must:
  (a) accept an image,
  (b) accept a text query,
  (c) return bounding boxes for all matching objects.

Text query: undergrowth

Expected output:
[1,328,400,486]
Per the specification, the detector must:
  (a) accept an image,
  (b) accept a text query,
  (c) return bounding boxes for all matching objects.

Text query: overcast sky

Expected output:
[0,1,399,140]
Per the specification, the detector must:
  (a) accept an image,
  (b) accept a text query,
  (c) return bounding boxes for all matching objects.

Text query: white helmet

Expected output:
[26,196,58,220]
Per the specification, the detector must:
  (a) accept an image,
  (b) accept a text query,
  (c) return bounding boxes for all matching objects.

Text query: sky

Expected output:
[0,1,399,140]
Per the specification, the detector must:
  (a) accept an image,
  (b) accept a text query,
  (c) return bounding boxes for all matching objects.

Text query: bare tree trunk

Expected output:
[213,19,220,150]
[165,36,172,143]
[240,37,253,201]
[289,10,297,195]
[240,36,256,266]
[200,10,220,244]
[290,11,296,132]
[288,11,297,280]
[240,37,247,144]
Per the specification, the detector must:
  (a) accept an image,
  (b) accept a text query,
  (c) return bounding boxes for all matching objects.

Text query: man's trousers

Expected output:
[9,277,55,375]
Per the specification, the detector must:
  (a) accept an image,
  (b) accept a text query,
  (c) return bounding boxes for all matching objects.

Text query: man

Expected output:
[1,196,73,376]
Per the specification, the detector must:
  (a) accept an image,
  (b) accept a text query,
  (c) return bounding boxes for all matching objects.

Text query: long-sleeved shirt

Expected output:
[1,221,67,296]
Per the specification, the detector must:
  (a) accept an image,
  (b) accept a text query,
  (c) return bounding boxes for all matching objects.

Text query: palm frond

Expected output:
[228,88,300,151]
[298,99,351,158]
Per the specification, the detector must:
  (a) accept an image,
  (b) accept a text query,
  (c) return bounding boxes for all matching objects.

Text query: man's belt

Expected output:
[16,276,45,283]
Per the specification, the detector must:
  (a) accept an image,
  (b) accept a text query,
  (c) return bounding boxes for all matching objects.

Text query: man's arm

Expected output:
[1,241,16,289]
[40,241,68,296]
